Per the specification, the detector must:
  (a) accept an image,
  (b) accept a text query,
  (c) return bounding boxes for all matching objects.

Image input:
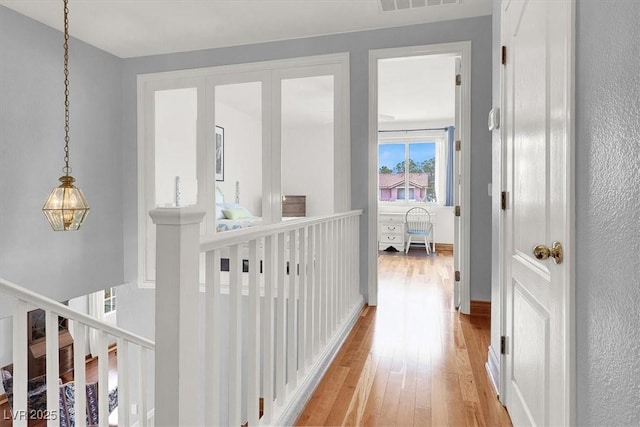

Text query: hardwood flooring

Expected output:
[296,253,512,427]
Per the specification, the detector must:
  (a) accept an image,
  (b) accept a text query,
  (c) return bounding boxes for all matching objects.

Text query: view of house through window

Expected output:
[379,141,436,203]
[104,287,116,314]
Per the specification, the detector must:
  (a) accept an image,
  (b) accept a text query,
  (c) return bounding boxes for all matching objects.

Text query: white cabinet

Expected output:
[378,213,405,251]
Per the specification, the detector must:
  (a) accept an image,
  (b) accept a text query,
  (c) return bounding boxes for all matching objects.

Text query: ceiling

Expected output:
[379,54,456,125]
[0,0,491,58]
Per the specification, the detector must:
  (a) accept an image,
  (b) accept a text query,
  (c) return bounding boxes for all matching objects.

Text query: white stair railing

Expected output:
[151,207,363,427]
[0,279,155,427]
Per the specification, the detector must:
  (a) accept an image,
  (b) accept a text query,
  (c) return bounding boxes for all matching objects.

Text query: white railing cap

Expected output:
[149,206,206,226]
[200,210,362,253]
[0,278,155,350]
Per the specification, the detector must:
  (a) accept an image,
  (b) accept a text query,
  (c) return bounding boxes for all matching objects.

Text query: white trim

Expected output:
[136,53,351,82]
[136,53,351,288]
[368,41,471,311]
[486,345,501,396]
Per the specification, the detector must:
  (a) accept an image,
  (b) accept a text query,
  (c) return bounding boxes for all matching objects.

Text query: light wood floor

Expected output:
[296,252,512,427]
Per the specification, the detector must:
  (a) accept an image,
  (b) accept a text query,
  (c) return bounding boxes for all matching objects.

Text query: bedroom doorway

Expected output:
[368,42,470,312]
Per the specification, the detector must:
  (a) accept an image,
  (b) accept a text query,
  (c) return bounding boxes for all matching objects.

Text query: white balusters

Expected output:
[12,300,28,427]
[313,224,321,356]
[116,337,129,427]
[205,249,222,426]
[262,235,276,424]
[196,210,361,425]
[287,229,298,391]
[247,239,261,427]
[139,347,149,427]
[75,323,88,427]
[298,227,308,373]
[319,222,328,345]
[329,220,336,334]
[97,330,109,427]
[45,311,60,427]
[0,279,154,427]
[229,244,243,427]
[276,233,287,405]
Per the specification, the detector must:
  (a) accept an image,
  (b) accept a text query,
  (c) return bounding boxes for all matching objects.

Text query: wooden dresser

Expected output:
[378,213,405,252]
[282,195,306,217]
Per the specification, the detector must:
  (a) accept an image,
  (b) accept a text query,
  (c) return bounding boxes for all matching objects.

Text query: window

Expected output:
[378,140,437,203]
[104,287,116,314]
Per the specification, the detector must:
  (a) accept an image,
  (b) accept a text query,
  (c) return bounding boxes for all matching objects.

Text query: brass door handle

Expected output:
[533,242,563,264]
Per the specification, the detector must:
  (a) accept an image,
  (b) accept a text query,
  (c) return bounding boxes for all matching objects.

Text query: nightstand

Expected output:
[378,213,405,252]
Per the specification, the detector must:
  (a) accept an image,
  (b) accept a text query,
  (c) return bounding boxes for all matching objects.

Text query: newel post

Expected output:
[149,207,205,427]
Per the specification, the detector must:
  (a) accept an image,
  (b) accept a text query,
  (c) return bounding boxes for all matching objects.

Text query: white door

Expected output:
[502,0,574,425]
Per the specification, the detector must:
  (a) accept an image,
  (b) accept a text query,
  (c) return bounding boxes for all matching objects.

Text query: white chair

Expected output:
[404,207,433,254]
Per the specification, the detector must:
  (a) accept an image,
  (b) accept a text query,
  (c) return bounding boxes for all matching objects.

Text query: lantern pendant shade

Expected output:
[43,175,90,231]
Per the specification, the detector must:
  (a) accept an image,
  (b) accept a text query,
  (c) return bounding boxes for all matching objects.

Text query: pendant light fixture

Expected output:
[42,0,89,231]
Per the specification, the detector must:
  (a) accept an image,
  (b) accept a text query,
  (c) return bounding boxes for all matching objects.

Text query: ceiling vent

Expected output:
[379,0,461,12]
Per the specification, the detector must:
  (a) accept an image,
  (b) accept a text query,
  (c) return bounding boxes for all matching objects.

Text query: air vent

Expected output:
[379,0,460,12]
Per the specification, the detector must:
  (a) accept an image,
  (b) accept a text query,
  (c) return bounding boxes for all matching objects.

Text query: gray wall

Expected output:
[0,6,124,302]
[575,1,640,425]
[120,15,494,302]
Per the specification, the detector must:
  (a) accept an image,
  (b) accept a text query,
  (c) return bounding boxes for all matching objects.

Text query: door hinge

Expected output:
[455,140,461,151]
[454,270,460,282]
[455,74,462,86]
[501,336,507,354]
[501,46,507,65]
[501,191,507,210]
[454,206,461,217]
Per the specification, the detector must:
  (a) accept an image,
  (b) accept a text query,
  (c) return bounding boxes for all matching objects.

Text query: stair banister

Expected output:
[148,206,205,427]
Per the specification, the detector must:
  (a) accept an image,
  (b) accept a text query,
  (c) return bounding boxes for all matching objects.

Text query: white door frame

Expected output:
[367,42,471,311]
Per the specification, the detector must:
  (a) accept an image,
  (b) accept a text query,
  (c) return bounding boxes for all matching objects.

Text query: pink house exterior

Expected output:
[379,173,429,201]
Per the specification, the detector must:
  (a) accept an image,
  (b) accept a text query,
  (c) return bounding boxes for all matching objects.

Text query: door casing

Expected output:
[367,42,471,312]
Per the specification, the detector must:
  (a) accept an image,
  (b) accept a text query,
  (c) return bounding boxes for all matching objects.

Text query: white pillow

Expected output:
[216,203,252,220]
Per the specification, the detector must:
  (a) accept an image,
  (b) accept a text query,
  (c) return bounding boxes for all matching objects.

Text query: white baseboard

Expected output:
[273,296,366,426]
[486,345,500,397]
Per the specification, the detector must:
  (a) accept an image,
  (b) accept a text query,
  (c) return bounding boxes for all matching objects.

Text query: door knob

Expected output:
[533,242,563,264]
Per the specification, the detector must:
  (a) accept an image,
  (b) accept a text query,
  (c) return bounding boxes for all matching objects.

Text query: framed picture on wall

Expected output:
[215,125,224,181]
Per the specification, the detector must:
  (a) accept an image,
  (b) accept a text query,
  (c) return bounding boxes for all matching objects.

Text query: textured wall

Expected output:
[0,6,124,301]
[576,1,640,425]
[120,15,494,302]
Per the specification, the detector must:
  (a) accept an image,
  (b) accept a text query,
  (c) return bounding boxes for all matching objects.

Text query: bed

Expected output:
[214,187,306,274]
[215,186,262,232]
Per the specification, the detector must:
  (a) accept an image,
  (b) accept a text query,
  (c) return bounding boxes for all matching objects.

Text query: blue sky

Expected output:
[379,142,435,169]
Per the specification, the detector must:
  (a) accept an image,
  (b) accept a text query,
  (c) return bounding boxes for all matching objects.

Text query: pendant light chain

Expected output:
[42,0,89,231]
[63,0,71,175]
